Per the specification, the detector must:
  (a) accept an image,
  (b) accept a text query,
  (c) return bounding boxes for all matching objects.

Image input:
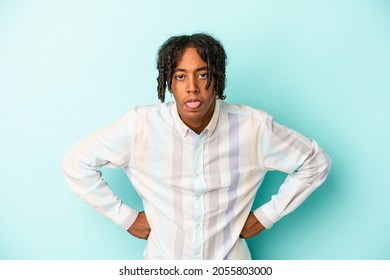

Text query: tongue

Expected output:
[187,101,201,109]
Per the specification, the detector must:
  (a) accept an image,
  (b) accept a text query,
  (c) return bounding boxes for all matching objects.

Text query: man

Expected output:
[61,33,331,260]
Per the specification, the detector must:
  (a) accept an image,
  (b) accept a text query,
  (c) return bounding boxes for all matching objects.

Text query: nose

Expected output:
[187,76,199,94]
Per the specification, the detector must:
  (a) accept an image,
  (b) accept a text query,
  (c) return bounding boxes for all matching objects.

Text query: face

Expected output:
[170,47,216,134]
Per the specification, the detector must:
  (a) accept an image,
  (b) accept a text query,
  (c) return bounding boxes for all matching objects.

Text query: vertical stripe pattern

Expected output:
[62,100,331,260]
[172,130,185,259]
[205,129,220,259]
[223,113,240,257]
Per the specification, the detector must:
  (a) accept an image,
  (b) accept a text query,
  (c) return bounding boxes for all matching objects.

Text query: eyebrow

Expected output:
[173,66,208,73]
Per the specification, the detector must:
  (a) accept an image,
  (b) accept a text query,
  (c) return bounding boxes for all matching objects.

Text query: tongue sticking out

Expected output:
[186,101,201,109]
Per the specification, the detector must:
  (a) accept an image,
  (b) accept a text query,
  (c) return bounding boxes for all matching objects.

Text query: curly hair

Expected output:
[156,33,227,103]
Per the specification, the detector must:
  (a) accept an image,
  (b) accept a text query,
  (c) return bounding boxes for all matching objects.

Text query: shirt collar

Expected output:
[171,99,221,138]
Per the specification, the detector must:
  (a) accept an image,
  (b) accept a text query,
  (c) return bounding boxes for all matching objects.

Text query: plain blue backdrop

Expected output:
[1,0,389,259]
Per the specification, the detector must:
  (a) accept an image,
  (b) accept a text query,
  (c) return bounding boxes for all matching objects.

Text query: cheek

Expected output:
[206,88,216,101]
[170,82,183,94]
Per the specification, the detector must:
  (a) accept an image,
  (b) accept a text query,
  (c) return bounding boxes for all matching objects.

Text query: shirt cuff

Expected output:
[114,206,139,231]
[253,207,277,229]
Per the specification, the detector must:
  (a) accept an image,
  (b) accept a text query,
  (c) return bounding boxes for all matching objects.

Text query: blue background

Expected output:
[1,0,389,259]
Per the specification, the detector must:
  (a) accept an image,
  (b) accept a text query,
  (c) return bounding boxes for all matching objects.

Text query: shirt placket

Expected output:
[191,131,207,259]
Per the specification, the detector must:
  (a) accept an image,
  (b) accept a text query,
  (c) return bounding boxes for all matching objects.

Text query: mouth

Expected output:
[185,100,202,110]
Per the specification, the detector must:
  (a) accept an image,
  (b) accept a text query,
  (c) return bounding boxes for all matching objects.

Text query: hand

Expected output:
[240,212,265,239]
[127,211,151,240]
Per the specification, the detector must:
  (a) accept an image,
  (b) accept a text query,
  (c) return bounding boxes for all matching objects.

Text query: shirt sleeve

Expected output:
[253,114,331,229]
[61,112,138,231]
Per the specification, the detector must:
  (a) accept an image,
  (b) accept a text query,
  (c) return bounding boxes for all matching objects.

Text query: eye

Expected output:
[175,74,185,80]
[198,72,208,79]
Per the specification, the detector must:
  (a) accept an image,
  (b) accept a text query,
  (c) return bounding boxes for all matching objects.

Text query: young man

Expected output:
[62,33,331,259]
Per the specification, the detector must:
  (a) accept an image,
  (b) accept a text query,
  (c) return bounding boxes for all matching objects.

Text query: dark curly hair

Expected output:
[156,33,227,103]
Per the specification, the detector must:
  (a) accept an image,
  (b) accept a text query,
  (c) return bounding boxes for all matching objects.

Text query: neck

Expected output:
[179,100,216,135]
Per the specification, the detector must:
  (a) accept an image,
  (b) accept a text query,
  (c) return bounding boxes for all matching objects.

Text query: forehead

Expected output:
[175,47,207,69]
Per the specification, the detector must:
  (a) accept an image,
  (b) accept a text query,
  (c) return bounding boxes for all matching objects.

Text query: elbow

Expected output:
[61,150,73,176]
[300,146,332,187]
[60,150,81,188]
[318,151,332,185]
[60,152,85,196]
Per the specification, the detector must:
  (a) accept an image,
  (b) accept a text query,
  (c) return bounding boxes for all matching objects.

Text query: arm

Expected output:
[253,115,331,230]
[61,112,139,231]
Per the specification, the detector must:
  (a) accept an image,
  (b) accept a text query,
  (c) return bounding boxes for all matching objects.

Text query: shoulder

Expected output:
[219,101,270,121]
[113,102,174,140]
[123,102,173,119]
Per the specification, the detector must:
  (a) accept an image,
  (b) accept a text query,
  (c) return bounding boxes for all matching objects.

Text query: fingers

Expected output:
[127,211,151,240]
[240,212,265,239]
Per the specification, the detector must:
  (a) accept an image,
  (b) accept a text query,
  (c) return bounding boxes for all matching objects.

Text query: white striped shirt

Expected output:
[61,100,331,259]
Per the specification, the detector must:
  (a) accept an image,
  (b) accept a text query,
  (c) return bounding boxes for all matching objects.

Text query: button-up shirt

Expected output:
[61,100,331,259]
